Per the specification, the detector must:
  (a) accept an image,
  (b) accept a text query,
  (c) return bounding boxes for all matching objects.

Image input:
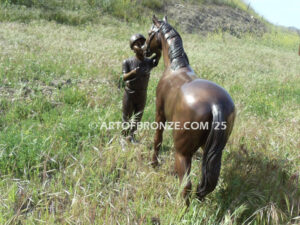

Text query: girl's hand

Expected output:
[133,66,140,74]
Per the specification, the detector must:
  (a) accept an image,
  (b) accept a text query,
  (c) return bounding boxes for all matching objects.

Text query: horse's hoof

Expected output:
[151,160,159,168]
[185,198,190,207]
[195,194,205,202]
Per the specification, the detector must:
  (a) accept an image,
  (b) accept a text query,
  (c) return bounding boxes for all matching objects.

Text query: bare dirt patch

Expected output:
[166,3,267,37]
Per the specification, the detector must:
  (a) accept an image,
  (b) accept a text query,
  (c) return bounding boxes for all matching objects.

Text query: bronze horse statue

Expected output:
[142,16,236,204]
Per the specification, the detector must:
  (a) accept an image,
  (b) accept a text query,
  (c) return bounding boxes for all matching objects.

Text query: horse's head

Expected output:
[142,15,167,57]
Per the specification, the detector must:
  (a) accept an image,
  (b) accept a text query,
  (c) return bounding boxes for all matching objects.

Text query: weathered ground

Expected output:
[166,3,267,37]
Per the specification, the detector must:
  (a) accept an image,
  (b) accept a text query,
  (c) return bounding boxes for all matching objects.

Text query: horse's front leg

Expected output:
[152,106,166,167]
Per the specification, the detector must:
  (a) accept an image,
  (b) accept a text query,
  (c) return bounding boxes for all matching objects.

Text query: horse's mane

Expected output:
[160,22,190,70]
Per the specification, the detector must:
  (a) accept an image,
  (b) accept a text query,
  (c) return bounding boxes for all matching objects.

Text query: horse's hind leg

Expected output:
[174,130,199,205]
[175,151,192,205]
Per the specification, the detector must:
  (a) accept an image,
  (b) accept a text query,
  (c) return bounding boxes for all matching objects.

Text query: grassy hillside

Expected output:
[0,1,300,224]
[0,0,252,24]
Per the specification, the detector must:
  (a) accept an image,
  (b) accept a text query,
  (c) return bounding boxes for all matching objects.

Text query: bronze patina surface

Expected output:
[143,16,236,205]
[121,34,161,142]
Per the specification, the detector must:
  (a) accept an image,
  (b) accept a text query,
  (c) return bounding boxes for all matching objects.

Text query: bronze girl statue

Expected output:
[121,34,161,143]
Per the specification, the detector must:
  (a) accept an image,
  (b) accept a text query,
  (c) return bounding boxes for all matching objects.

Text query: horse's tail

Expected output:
[196,104,234,200]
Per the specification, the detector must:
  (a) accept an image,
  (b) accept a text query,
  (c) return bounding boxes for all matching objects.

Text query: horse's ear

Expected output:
[152,15,160,27]
[163,15,168,23]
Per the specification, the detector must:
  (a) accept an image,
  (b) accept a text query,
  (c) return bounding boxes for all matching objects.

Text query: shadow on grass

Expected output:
[216,144,300,224]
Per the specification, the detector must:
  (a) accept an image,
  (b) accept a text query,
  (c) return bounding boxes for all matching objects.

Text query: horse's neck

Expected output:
[160,29,189,72]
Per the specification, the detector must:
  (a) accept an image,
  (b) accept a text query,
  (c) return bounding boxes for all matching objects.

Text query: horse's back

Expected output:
[158,68,235,123]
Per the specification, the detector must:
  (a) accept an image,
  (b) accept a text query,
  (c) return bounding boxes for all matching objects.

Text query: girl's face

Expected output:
[133,39,145,56]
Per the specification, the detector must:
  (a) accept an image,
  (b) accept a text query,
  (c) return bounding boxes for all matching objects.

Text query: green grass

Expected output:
[0,0,167,24]
[0,2,300,224]
[0,0,253,25]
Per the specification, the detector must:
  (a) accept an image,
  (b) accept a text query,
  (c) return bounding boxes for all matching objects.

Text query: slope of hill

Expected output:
[166,3,266,37]
[0,0,299,224]
[0,0,265,36]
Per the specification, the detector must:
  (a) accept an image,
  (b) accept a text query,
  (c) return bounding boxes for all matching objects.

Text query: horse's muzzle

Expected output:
[142,43,151,57]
